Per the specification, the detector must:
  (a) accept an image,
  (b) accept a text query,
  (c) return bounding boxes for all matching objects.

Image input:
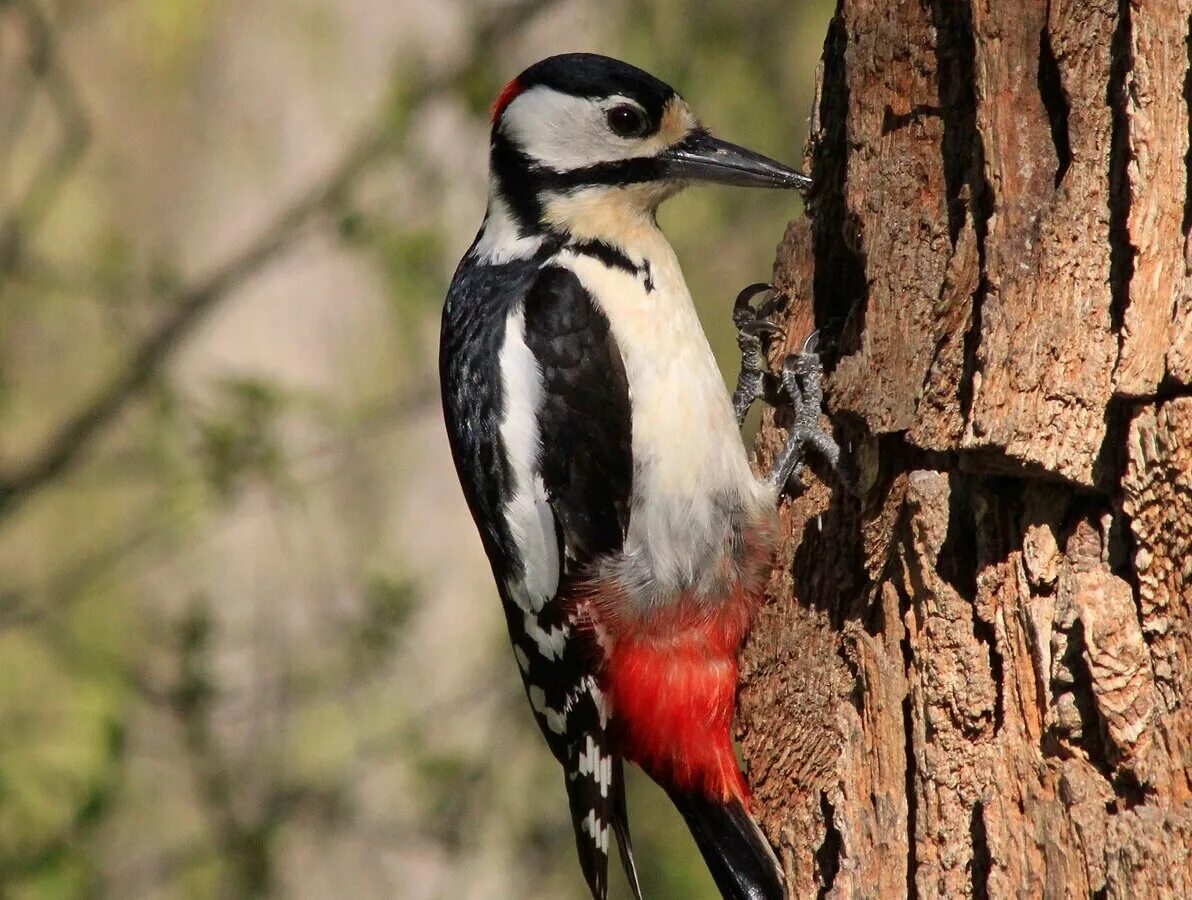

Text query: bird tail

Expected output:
[565,749,643,900]
[665,788,787,900]
[611,756,644,900]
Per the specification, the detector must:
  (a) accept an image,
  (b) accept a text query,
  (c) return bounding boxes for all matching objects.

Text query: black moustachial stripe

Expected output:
[491,133,674,235]
[568,240,655,295]
[569,239,636,276]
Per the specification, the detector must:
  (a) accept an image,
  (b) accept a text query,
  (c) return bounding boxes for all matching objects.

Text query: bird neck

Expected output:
[538,184,677,257]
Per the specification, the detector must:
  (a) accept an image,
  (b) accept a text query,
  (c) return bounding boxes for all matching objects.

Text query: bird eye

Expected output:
[606,104,649,138]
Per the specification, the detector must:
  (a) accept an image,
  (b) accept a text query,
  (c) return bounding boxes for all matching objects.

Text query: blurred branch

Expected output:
[0,0,555,523]
[0,0,91,278]
[165,602,347,896]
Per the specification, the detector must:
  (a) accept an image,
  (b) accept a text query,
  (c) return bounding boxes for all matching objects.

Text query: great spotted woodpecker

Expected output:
[439,53,840,900]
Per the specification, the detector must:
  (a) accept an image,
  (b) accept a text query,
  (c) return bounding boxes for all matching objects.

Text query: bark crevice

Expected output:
[1038,26,1073,188]
[1108,0,1136,335]
[814,791,842,898]
[902,692,919,900]
[969,800,991,900]
[1182,13,1192,237]
[810,9,868,361]
[932,0,979,247]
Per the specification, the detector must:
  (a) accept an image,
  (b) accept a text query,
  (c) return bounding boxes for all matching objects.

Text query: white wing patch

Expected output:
[498,308,560,614]
[585,679,610,729]
[513,645,531,673]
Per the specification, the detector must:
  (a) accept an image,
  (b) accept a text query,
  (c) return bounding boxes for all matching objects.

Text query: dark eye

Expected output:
[606,104,649,138]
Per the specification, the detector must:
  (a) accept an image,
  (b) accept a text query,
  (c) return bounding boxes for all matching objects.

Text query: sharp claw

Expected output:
[732,282,774,328]
[801,330,820,354]
[734,282,773,308]
[739,320,785,340]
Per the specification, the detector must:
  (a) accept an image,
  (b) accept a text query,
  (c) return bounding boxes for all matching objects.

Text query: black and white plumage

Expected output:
[440,53,821,900]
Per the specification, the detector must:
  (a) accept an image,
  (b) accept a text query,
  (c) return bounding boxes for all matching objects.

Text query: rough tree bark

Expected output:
[738,1,1192,897]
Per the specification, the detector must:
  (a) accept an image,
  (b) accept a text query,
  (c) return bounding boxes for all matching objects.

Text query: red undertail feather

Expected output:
[491,78,524,123]
[599,590,761,804]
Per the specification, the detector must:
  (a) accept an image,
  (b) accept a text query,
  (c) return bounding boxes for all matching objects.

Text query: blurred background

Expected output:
[0,0,831,896]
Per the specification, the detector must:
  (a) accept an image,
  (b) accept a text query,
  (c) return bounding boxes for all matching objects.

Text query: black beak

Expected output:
[659,129,811,191]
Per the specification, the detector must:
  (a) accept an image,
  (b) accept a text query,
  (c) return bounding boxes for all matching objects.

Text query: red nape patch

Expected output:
[490,77,524,123]
[600,596,758,805]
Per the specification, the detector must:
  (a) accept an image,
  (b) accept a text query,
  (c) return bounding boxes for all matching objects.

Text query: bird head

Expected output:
[488,53,811,241]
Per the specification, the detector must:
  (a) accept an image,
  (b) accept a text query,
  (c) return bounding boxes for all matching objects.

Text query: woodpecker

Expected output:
[439,53,839,900]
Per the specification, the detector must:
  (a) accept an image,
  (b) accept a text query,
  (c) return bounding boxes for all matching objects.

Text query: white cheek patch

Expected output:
[501,87,672,171]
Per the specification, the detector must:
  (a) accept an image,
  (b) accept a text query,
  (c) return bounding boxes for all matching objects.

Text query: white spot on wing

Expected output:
[513,646,530,672]
[546,708,566,735]
[523,613,568,660]
[528,685,567,735]
[586,679,610,728]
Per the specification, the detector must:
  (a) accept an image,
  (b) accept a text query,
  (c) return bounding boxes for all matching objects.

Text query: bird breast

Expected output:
[560,237,776,608]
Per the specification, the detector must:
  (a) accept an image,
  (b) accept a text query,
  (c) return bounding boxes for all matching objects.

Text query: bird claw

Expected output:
[729,286,851,492]
[731,282,776,330]
[731,284,784,425]
[767,345,851,494]
[739,319,785,340]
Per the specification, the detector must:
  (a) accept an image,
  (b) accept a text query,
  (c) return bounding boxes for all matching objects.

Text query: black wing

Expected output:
[521,265,637,900]
[440,256,638,900]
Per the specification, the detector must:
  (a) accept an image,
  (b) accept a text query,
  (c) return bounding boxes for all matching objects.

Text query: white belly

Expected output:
[563,242,775,603]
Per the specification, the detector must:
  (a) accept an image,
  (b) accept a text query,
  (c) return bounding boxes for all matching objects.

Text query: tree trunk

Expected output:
[738,1,1192,897]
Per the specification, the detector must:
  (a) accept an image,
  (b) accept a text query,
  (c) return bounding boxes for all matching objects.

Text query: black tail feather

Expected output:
[666,789,787,900]
[611,757,644,900]
[564,753,609,900]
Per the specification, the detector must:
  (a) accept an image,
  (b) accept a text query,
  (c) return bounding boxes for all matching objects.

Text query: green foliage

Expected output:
[194,377,291,501]
[338,211,446,315]
[348,572,417,672]
[0,632,127,894]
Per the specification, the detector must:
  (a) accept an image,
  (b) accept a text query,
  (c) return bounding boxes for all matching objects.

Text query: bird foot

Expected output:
[731,283,784,426]
[766,335,850,493]
[729,283,849,493]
